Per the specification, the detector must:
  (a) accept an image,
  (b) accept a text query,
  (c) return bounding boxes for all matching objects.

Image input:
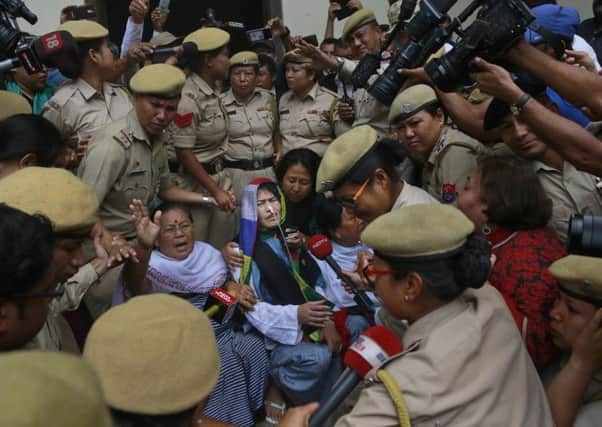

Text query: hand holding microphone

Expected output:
[308,326,403,427]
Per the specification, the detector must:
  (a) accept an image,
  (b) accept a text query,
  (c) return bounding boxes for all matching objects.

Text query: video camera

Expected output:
[426,0,534,92]
[0,0,36,57]
[568,215,602,258]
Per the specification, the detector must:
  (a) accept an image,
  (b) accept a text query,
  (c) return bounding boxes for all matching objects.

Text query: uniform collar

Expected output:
[222,87,262,106]
[402,296,468,348]
[532,159,563,174]
[293,83,319,101]
[126,109,151,146]
[190,73,217,96]
[75,79,116,101]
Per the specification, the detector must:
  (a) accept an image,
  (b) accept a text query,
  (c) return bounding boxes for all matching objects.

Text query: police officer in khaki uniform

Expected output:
[546,255,602,427]
[0,167,105,352]
[0,351,111,426]
[84,294,221,426]
[335,204,554,427]
[41,20,133,161]
[483,88,602,244]
[279,51,349,157]
[390,84,487,203]
[222,51,277,199]
[170,27,237,248]
[78,64,211,317]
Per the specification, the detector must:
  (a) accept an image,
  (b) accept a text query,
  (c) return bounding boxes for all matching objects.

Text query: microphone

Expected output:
[203,288,237,323]
[307,234,374,313]
[308,326,403,427]
[149,41,197,61]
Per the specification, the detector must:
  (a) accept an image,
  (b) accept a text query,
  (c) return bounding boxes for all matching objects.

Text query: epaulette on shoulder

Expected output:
[112,129,134,150]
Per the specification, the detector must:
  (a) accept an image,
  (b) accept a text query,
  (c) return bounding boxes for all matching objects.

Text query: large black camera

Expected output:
[567,215,602,258]
[0,0,37,57]
[426,0,534,92]
[367,0,459,106]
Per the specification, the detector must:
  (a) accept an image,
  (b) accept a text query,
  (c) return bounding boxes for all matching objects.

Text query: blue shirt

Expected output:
[547,87,590,128]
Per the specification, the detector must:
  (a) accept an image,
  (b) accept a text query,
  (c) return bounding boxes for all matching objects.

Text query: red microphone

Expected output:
[203,288,237,323]
[308,326,402,427]
[307,234,374,312]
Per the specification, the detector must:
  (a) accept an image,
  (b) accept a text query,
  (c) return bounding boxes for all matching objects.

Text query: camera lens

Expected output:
[567,215,602,258]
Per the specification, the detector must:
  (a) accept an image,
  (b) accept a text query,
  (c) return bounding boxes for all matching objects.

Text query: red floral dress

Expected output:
[488,228,565,371]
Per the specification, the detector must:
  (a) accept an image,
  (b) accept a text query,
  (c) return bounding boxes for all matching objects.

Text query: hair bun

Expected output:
[378,138,408,164]
[454,234,492,290]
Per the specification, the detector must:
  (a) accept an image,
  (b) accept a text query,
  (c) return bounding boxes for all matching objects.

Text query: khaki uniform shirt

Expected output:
[170,73,228,164]
[279,83,349,156]
[533,160,602,244]
[222,87,276,161]
[25,263,99,352]
[421,126,485,203]
[339,58,390,137]
[41,79,132,148]
[337,286,554,427]
[78,110,171,239]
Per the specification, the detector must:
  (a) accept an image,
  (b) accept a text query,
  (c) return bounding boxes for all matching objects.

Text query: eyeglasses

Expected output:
[362,265,396,287]
[337,178,371,209]
[162,222,192,236]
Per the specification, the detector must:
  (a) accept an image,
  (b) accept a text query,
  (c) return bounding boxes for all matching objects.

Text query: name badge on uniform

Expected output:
[442,183,457,204]
[279,110,290,116]
[227,110,237,116]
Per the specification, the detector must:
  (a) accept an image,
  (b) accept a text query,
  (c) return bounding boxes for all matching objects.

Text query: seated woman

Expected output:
[237,178,342,406]
[457,154,565,370]
[118,200,269,427]
[336,204,554,426]
[314,197,379,345]
[545,255,602,427]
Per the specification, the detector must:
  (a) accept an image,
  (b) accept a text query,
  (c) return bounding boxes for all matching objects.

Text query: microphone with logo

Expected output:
[203,288,238,323]
[307,234,374,313]
[308,325,403,427]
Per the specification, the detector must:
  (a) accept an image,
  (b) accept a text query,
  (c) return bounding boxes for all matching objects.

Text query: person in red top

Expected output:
[458,154,565,370]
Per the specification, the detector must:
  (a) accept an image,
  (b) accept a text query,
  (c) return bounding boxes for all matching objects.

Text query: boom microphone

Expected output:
[308,326,403,427]
[307,234,374,313]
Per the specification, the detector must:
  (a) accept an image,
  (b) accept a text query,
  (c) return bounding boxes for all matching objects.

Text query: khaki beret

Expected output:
[342,8,378,40]
[549,255,602,306]
[389,84,439,124]
[316,125,377,192]
[230,50,259,67]
[283,50,313,65]
[130,64,186,98]
[150,31,183,48]
[58,19,108,41]
[0,90,32,121]
[0,167,98,236]
[0,351,111,427]
[362,204,475,258]
[84,294,220,415]
[184,27,230,52]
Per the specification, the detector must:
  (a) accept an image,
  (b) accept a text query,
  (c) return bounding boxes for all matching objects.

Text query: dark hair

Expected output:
[110,406,197,427]
[190,46,228,74]
[60,37,106,79]
[380,234,491,301]
[422,100,448,122]
[258,54,276,76]
[153,202,193,223]
[320,37,338,47]
[478,154,552,230]
[315,198,343,237]
[0,204,55,298]
[342,139,406,187]
[0,114,64,166]
[276,148,321,191]
[257,181,280,199]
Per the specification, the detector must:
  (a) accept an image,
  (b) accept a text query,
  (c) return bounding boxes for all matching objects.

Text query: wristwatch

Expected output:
[510,93,531,116]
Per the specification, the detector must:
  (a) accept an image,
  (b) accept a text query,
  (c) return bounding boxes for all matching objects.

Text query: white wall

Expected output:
[13,0,599,38]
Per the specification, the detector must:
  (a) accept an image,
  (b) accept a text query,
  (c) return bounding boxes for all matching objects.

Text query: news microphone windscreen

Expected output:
[180,41,197,56]
[32,31,77,63]
[343,326,402,377]
[307,234,333,260]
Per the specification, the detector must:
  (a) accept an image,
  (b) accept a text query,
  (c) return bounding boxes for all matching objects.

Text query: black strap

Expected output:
[223,157,274,171]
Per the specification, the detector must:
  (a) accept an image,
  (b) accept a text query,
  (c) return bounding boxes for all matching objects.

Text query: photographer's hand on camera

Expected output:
[469,57,524,105]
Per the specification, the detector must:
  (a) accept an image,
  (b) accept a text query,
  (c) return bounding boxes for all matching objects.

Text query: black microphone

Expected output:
[307,234,374,313]
[149,41,197,61]
[308,326,403,427]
